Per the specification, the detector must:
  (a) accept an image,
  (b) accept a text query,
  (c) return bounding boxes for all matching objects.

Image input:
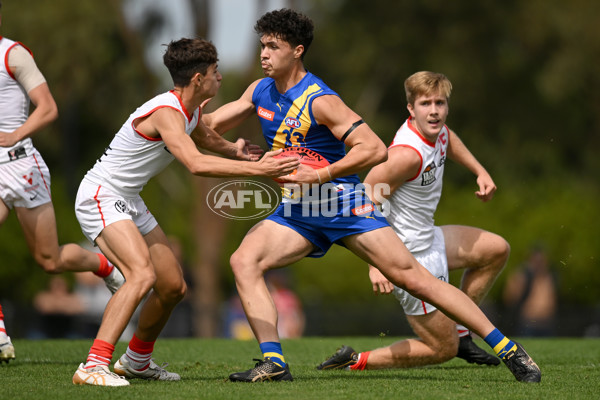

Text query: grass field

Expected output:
[1,337,598,399]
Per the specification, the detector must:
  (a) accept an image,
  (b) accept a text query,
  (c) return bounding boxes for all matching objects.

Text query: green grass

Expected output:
[1,337,598,399]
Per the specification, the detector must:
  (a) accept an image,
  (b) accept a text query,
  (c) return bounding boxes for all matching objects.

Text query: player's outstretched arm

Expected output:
[447,129,496,201]
[191,120,262,161]
[151,107,299,178]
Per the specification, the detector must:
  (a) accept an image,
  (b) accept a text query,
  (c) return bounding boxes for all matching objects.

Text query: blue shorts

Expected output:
[267,186,389,257]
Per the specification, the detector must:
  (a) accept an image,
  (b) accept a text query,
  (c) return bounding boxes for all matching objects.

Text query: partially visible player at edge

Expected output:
[203,8,540,383]
[0,1,123,364]
[71,38,299,386]
[317,71,511,372]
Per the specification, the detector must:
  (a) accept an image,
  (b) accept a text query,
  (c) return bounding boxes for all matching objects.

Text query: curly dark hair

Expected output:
[163,38,218,87]
[254,8,314,59]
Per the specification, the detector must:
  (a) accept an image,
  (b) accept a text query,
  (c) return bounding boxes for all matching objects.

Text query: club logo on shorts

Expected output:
[22,173,34,185]
[115,200,128,213]
[22,172,40,192]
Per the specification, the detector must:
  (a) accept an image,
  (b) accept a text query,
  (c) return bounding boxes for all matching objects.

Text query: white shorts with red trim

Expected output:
[0,149,52,209]
[392,226,448,316]
[75,179,158,243]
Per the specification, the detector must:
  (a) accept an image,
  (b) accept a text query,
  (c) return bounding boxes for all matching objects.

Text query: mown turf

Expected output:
[1,337,598,399]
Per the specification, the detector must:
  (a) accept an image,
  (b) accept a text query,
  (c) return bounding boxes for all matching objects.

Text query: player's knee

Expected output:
[499,238,511,262]
[446,336,460,361]
[230,250,261,278]
[128,264,157,293]
[430,336,459,363]
[437,344,458,363]
[163,279,187,305]
[141,271,157,291]
[490,236,511,269]
[229,251,245,275]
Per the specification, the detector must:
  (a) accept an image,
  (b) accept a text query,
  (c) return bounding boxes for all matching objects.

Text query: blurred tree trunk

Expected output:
[191,177,229,337]
[189,0,227,337]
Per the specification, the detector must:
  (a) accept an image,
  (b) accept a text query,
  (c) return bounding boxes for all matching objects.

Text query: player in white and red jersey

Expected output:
[0,2,124,364]
[384,118,449,254]
[71,37,299,387]
[318,71,531,375]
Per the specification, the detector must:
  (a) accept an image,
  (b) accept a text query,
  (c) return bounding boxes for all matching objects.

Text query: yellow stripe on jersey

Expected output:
[271,83,323,150]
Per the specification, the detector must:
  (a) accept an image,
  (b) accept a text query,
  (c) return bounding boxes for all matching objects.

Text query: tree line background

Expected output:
[0,0,598,338]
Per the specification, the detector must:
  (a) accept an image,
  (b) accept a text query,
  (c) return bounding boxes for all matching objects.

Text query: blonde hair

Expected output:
[404,71,452,105]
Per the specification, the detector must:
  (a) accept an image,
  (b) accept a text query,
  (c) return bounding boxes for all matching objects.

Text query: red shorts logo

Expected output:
[257,107,274,121]
[352,204,374,216]
[22,173,34,185]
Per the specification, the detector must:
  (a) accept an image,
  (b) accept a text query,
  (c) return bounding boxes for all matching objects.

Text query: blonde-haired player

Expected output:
[317,71,534,378]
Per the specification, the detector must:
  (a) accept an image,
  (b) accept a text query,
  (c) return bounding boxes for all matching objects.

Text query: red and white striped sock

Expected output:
[0,304,6,339]
[124,334,155,371]
[350,351,370,371]
[84,339,114,369]
[456,324,470,338]
[93,253,114,278]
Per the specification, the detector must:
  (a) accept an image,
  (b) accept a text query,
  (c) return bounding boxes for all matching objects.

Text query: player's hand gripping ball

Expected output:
[272,147,330,183]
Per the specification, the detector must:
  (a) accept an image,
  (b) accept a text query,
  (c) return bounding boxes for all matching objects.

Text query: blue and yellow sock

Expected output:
[260,341,286,368]
[484,328,517,359]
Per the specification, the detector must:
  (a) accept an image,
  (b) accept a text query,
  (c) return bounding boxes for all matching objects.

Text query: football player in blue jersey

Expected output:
[204,8,540,383]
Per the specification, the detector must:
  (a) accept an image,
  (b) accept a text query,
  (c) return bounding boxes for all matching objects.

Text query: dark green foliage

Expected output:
[1,0,598,331]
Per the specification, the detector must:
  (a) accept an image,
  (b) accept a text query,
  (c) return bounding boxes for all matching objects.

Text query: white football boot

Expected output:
[0,336,15,363]
[72,363,130,386]
[114,355,180,381]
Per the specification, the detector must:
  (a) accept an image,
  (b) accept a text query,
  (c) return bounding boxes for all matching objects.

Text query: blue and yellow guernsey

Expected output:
[252,72,360,186]
[255,73,389,255]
